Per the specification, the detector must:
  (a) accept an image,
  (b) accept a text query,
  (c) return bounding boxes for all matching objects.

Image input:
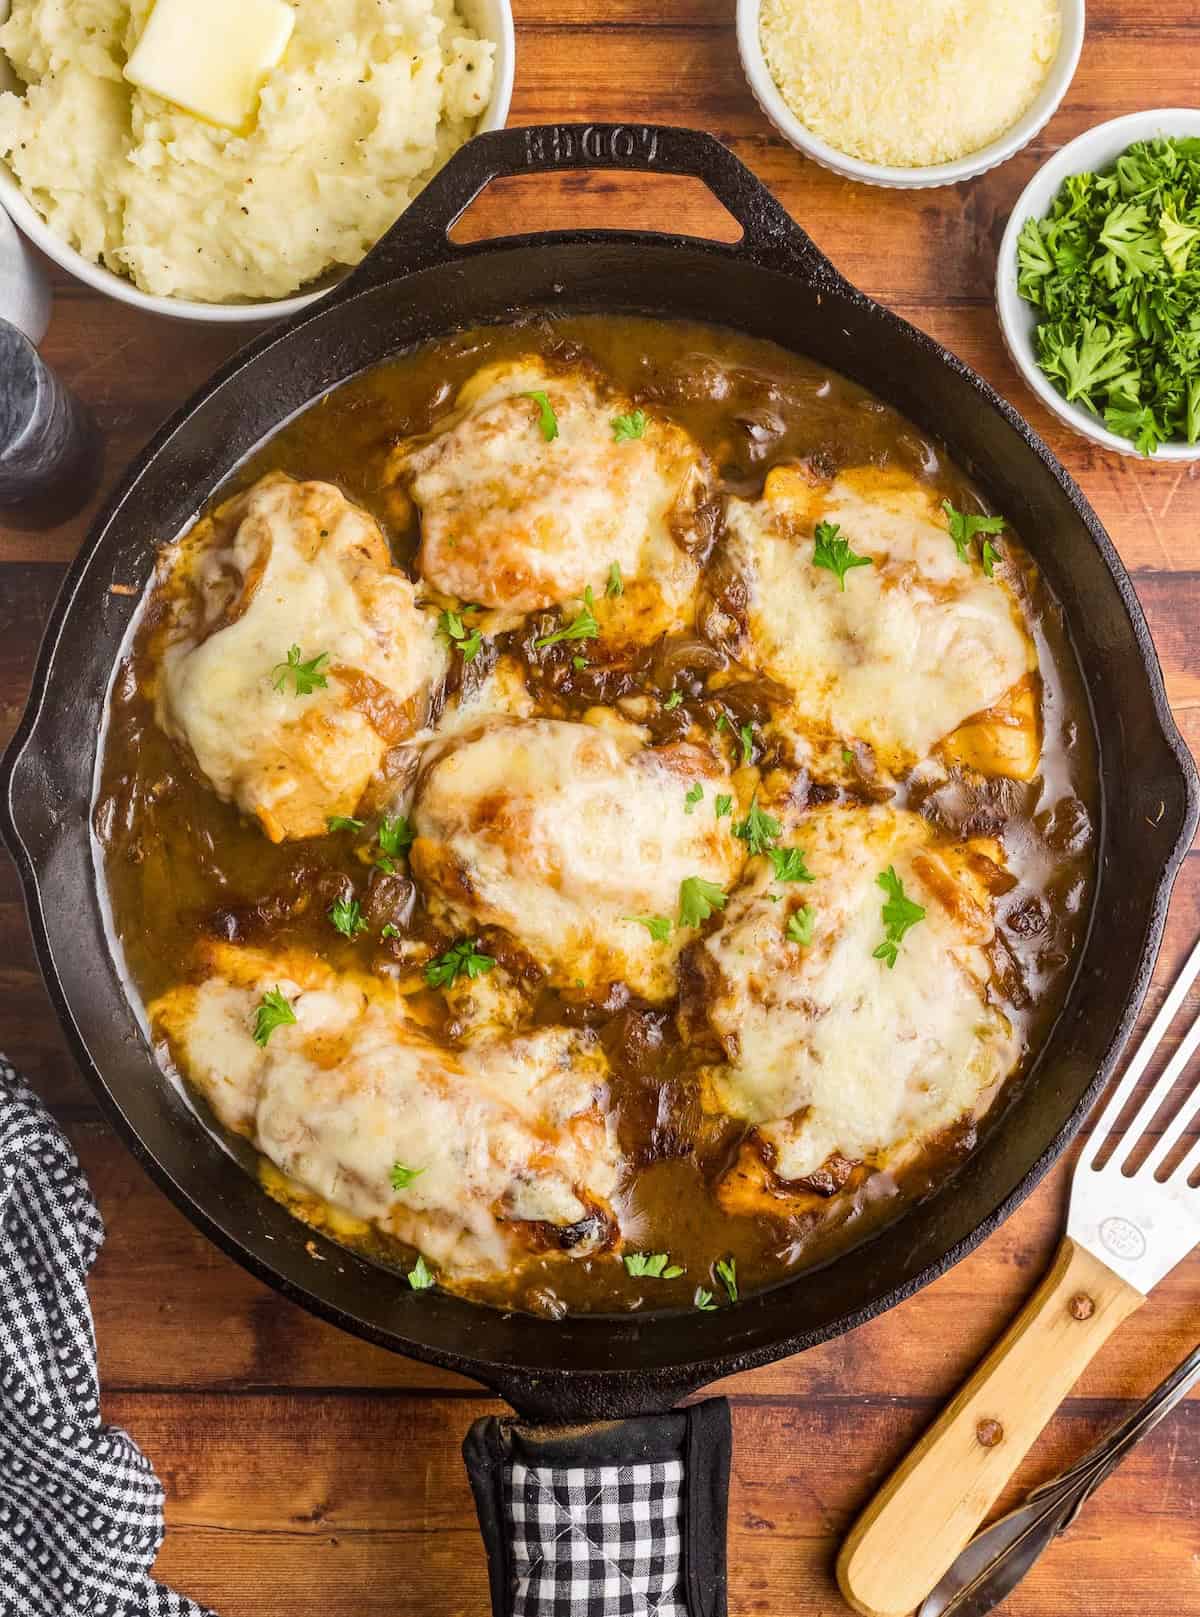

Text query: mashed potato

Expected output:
[0,0,495,302]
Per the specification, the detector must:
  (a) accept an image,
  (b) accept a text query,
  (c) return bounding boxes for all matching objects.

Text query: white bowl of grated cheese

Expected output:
[737,0,1084,190]
[0,0,515,324]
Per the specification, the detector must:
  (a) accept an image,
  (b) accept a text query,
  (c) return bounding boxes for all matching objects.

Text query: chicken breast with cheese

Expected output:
[388,358,713,636]
[683,804,1019,1214]
[149,942,620,1280]
[708,464,1039,779]
[153,473,447,842]
[410,717,745,1000]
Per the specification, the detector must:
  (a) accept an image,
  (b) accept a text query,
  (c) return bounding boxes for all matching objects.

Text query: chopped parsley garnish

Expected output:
[623,1251,684,1279]
[252,987,296,1047]
[714,794,733,819]
[841,748,855,767]
[684,782,704,814]
[612,409,648,442]
[733,796,781,856]
[522,389,558,441]
[678,876,727,929]
[328,896,367,938]
[378,816,415,859]
[326,815,364,833]
[573,654,588,670]
[1016,138,1200,453]
[271,644,329,696]
[812,520,872,590]
[407,1255,435,1290]
[390,1163,425,1191]
[625,914,673,943]
[981,539,1002,578]
[694,1287,717,1312]
[767,845,815,883]
[715,714,730,733]
[664,689,683,711]
[424,937,496,989]
[380,923,402,940]
[437,608,483,662]
[786,904,816,947]
[873,865,927,969]
[534,587,599,649]
[738,722,756,767]
[942,500,1006,568]
[715,1256,738,1303]
[606,561,624,597]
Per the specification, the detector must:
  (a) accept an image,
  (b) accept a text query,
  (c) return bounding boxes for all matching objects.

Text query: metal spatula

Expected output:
[838,934,1200,1617]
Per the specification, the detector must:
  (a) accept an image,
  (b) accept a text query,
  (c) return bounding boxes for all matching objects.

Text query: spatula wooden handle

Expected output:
[836,1235,1145,1617]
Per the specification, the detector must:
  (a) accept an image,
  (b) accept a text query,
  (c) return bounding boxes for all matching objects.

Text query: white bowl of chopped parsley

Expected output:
[998,109,1200,459]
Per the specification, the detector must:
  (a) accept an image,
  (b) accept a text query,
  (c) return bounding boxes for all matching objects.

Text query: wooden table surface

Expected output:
[3,2,1200,1613]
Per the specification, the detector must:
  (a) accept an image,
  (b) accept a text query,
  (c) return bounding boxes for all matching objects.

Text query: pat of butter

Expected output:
[124,0,295,131]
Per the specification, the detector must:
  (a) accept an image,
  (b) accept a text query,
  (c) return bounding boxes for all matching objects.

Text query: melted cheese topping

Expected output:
[388,358,711,631]
[690,804,1019,1191]
[155,473,447,841]
[150,943,619,1278]
[411,717,745,1000]
[715,465,1038,777]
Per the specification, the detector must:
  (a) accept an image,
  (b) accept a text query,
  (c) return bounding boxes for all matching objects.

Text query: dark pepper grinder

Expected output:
[0,318,100,523]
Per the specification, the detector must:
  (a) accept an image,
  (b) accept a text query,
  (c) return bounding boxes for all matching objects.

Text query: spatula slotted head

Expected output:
[1070,935,1200,1295]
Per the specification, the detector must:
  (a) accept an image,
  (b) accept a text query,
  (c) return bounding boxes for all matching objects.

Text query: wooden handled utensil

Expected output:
[838,934,1200,1617]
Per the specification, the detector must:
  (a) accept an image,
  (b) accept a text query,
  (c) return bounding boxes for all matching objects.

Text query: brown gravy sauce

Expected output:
[95,315,1098,1315]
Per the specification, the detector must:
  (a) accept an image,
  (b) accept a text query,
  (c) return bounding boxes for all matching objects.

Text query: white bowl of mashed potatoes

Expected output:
[0,0,514,322]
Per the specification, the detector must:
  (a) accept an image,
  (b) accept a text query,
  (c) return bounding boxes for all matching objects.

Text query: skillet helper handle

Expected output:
[336,123,841,290]
[837,1236,1145,1617]
[463,1397,731,1617]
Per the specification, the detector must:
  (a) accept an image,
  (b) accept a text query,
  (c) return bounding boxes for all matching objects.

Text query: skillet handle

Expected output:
[463,1397,732,1616]
[333,123,843,293]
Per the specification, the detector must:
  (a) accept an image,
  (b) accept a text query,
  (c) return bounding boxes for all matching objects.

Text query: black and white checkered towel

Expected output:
[0,1056,214,1617]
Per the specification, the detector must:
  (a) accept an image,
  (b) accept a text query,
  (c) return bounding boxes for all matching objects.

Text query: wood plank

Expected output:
[111,1389,1200,1617]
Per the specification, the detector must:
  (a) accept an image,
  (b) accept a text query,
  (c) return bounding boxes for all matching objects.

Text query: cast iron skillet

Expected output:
[2,126,1197,1606]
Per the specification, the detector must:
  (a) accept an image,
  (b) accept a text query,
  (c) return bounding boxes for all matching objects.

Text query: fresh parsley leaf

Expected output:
[573,654,588,670]
[767,845,815,883]
[786,904,816,947]
[664,689,683,711]
[407,1254,435,1290]
[380,923,402,939]
[715,714,729,734]
[625,913,673,943]
[678,876,727,929]
[841,748,855,767]
[694,1287,718,1312]
[326,815,364,833]
[738,722,756,766]
[684,782,704,814]
[271,644,329,696]
[623,1251,684,1279]
[424,937,496,989]
[612,409,648,442]
[522,389,558,441]
[438,608,484,662]
[252,987,296,1047]
[606,561,624,597]
[714,794,733,819]
[715,1256,738,1303]
[812,519,872,590]
[941,500,1007,566]
[873,865,927,969]
[328,896,367,938]
[534,587,599,649]
[981,539,1001,578]
[390,1162,425,1191]
[733,795,781,856]
[378,816,415,858]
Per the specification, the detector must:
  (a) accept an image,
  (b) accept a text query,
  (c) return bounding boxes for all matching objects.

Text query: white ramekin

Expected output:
[996,107,1200,462]
[0,0,515,324]
[736,0,1085,190]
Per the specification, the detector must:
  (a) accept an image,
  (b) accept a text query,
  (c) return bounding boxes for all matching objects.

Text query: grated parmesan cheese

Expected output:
[759,0,1061,168]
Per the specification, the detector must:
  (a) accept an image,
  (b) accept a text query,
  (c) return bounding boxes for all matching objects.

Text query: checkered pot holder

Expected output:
[0,1056,215,1617]
[465,1400,731,1617]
